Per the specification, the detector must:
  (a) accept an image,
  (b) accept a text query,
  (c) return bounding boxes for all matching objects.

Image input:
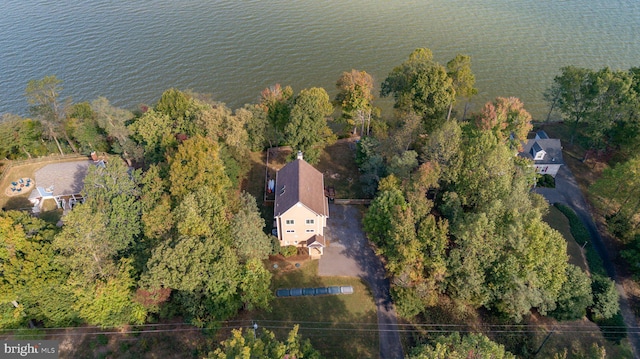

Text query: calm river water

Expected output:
[1,0,639,120]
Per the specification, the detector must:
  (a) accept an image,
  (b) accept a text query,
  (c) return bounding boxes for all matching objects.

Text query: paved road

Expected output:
[536,166,640,358]
[319,204,404,359]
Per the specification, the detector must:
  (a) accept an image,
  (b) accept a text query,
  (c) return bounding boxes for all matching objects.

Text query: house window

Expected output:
[285,219,295,225]
[305,219,315,225]
[306,229,315,233]
[286,229,295,233]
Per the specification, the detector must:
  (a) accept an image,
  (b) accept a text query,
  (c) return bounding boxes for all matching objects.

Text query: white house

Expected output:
[519,130,564,177]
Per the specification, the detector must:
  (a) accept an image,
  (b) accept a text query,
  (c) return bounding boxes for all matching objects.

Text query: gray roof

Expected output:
[519,139,564,165]
[535,130,550,139]
[33,160,92,196]
[274,159,328,217]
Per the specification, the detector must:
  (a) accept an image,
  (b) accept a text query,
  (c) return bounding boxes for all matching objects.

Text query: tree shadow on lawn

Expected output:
[4,196,33,211]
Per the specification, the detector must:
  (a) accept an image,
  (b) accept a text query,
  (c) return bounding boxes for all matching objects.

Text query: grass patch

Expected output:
[555,203,607,276]
[316,139,364,198]
[544,206,589,272]
[0,161,43,210]
[249,260,379,358]
[38,209,63,225]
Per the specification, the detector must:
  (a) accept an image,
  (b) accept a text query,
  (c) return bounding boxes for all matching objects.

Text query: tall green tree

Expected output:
[0,211,76,328]
[72,258,147,327]
[585,68,636,150]
[128,108,175,163]
[335,69,375,136]
[142,233,242,323]
[231,192,272,262]
[91,97,138,162]
[590,156,640,241]
[167,135,231,200]
[550,264,593,321]
[446,54,477,121]
[381,48,455,132]
[260,83,293,143]
[0,116,46,159]
[155,88,199,136]
[210,325,321,359]
[66,102,109,154]
[545,66,598,143]
[285,87,335,163]
[408,332,516,359]
[363,175,406,247]
[239,258,273,311]
[590,274,620,320]
[25,75,69,154]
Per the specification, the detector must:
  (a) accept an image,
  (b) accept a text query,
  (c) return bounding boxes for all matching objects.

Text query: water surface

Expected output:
[1,0,639,119]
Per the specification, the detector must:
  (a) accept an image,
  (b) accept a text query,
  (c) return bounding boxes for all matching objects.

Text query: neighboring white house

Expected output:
[519,130,564,177]
[273,152,329,258]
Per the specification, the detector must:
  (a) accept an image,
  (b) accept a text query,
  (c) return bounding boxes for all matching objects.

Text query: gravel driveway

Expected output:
[319,204,404,359]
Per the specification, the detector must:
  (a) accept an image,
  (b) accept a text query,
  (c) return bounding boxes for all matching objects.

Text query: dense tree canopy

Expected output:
[210,325,321,359]
[381,48,455,132]
[285,87,335,163]
[408,332,515,359]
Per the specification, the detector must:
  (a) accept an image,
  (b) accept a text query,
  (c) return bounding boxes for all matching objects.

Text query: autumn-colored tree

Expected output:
[475,97,533,149]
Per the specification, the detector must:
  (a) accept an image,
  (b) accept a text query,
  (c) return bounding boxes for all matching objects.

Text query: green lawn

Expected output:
[248,260,379,358]
[544,205,589,272]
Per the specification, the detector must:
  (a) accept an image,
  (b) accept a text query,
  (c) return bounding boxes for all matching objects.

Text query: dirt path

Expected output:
[319,204,404,359]
[536,166,640,357]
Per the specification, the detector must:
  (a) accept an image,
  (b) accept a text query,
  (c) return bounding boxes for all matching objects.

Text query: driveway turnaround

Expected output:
[319,204,404,359]
[536,166,639,358]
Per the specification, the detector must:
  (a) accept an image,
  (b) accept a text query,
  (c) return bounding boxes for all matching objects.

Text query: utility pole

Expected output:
[534,328,555,356]
[253,322,258,339]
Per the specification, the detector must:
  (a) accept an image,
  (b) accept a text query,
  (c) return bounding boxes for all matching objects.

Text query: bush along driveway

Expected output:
[536,166,639,357]
[319,204,404,359]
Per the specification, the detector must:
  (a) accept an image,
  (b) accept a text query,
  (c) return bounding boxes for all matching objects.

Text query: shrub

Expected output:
[279,245,298,257]
[536,174,555,188]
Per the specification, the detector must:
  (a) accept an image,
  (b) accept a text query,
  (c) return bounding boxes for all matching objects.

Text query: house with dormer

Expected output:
[519,130,564,177]
[274,152,329,258]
